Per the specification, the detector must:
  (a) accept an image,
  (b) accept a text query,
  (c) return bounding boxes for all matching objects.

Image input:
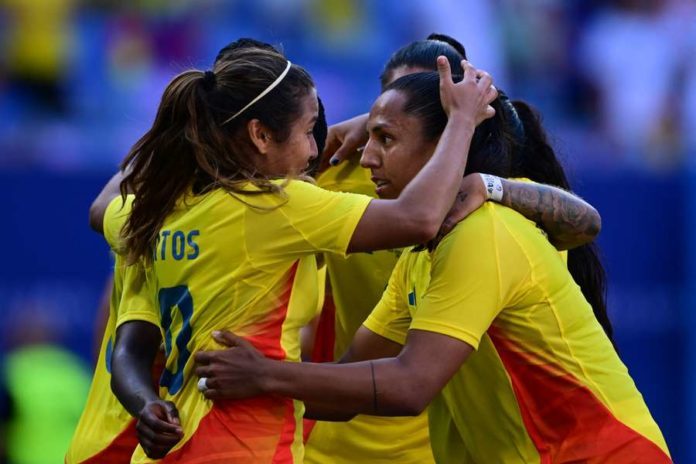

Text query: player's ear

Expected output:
[247,119,273,155]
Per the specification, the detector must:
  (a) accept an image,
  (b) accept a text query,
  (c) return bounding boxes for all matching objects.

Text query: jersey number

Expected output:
[158,285,194,395]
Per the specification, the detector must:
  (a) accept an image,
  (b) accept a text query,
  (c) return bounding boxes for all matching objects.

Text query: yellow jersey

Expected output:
[305,160,434,464]
[125,180,370,464]
[66,195,159,463]
[364,202,671,463]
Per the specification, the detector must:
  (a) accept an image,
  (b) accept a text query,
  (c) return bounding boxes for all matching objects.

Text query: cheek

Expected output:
[384,149,409,180]
[388,148,424,185]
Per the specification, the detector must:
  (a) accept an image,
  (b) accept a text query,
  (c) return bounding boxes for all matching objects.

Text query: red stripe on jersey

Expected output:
[271,398,297,463]
[243,262,298,360]
[162,397,294,464]
[79,420,138,464]
[311,295,336,363]
[302,294,335,444]
[302,418,316,444]
[488,327,671,463]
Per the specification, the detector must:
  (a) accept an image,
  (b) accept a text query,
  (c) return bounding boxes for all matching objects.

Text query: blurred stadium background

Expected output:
[1,0,694,462]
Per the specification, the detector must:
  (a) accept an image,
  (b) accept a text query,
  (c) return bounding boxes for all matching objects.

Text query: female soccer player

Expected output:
[194,70,672,463]
[304,34,604,464]
[65,190,151,463]
[110,47,496,462]
[67,38,324,464]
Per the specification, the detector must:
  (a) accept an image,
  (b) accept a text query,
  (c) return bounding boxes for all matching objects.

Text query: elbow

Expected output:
[396,392,429,416]
[388,381,431,416]
[407,216,440,244]
[88,200,104,234]
[110,357,124,401]
[587,207,602,239]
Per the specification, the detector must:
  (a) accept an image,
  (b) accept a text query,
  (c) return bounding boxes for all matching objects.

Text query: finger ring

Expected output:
[198,377,208,392]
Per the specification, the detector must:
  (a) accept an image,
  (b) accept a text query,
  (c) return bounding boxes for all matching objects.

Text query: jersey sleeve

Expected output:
[248,180,372,259]
[362,253,412,345]
[115,262,160,329]
[103,195,134,252]
[409,205,528,350]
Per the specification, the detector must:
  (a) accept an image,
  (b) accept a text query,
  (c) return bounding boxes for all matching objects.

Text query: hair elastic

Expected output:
[499,93,525,142]
[223,60,292,124]
[202,70,216,90]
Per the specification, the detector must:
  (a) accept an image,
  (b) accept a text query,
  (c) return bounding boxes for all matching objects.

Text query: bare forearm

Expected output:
[111,323,162,417]
[499,179,601,250]
[261,357,424,417]
[112,355,160,417]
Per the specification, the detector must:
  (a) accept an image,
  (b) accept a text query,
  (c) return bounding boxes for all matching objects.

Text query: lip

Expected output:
[371,176,390,196]
[370,176,389,187]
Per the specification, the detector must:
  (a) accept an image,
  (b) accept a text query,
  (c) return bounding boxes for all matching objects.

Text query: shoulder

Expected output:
[436,204,498,252]
[434,203,535,265]
[284,178,372,208]
[104,194,135,250]
[316,161,376,197]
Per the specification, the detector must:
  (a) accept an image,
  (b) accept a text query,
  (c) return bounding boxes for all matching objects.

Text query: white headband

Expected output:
[223,60,292,124]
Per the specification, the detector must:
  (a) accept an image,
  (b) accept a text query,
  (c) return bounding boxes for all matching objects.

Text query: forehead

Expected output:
[301,88,318,117]
[367,90,416,131]
[386,65,433,87]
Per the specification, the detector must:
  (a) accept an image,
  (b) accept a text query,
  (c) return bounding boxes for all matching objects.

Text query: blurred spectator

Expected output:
[578,0,695,167]
[0,0,77,115]
[0,303,90,464]
[413,0,510,91]
[681,5,696,159]
[501,0,576,117]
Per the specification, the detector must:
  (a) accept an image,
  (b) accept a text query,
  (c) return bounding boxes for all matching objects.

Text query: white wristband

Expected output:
[479,173,503,202]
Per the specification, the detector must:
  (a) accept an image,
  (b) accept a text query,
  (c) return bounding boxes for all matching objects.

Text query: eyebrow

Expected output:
[368,123,393,133]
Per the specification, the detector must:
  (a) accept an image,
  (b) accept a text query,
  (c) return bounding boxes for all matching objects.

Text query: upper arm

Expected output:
[347,200,436,253]
[103,195,134,252]
[273,182,433,256]
[255,181,371,259]
[392,329,474,412]
[340,326,404,363]
[114,320,161,358]
[502,179,601,251]
[116,261,161,330]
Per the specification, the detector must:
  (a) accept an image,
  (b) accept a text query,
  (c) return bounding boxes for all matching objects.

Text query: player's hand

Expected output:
[319,113,370,169]
[436,173,488,241]
[136,399,183,458]
[438,57,497,126]
[194,331,269,400]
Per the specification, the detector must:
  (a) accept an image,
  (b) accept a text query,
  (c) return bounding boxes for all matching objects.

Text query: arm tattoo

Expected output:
[500,180,601,250]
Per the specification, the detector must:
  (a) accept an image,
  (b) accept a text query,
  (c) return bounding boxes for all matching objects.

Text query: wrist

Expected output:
[256,358,276,394]
[140,390,162,405]
[446,113,476,129]
[479,173,503,202]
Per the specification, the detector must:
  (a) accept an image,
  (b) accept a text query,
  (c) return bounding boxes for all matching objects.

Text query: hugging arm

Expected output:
[303,326,405,421]
[441,174,601,250]
[111,321,183,458]
[499,179,600,250]
[195,329,471,419]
